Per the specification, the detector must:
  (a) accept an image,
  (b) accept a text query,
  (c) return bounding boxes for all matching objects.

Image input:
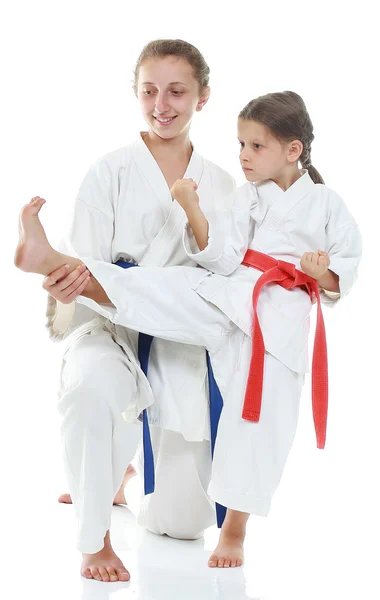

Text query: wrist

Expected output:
[316,269,340,293]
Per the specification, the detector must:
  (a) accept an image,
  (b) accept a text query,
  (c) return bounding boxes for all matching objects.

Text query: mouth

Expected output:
[153,116,178,126]
[242,167,253,172]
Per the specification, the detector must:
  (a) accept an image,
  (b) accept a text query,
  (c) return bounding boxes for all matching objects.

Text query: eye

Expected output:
[170,91,183,96]
[239,141,244,148]
[253,144,262,149]
[143,90,155,95]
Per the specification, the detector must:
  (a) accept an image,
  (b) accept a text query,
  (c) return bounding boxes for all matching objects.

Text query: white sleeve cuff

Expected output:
[182,215,224,263]
[322,289,341,299]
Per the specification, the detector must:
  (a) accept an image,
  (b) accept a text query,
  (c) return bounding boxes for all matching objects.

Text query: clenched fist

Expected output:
[170,178,199,212]
[300,250,330,280]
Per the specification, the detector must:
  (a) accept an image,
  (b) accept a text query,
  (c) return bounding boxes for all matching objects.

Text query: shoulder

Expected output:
[86,145,134,179]
[76,146,135,213]
[312,184,359,230]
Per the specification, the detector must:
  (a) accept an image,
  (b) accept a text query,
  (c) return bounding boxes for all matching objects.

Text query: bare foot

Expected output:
[14,196,52,273]
[58,464,137,505]
[81,531,130,582]
[208,529,245,568]
[208,509,248,568]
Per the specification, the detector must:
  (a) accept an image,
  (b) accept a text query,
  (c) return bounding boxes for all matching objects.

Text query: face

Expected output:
[238,119,301,183]
[136,56,209,141]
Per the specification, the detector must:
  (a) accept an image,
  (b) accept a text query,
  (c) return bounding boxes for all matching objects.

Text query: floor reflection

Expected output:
[80,510,260,600]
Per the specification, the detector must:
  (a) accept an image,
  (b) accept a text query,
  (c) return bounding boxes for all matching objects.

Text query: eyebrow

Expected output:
[141,81,188,86]
[238,138,266,144]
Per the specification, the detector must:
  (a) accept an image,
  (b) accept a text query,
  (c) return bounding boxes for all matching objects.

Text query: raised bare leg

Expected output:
[15,197,81,275]
[15,196,110,303]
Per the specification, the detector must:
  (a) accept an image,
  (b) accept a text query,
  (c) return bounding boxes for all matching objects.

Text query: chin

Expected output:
[155,124,183,139]
[243,171,258,182]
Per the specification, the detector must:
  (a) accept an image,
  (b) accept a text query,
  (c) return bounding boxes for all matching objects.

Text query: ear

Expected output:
[196,86,210,112]
[287,139,303,163]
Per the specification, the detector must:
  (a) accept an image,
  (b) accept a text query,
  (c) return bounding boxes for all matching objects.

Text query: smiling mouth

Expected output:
[154,116,177,124]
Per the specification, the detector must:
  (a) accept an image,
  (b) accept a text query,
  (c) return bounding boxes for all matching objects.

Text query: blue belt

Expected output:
[115,260,226,527]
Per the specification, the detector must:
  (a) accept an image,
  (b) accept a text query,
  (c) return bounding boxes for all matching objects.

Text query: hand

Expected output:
[43,264,91,304]
[170,178,199,212]
[300,249,330,280]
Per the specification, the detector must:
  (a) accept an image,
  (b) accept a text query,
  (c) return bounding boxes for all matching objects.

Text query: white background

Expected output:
[1,1,379,599]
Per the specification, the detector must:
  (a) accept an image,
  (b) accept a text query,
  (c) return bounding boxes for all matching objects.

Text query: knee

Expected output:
[147,523,205,541]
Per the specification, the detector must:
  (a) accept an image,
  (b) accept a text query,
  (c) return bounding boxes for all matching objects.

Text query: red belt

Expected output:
[241,249,328,449]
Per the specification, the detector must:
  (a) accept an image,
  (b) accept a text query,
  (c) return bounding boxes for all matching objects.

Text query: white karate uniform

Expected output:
[77,171,362,516]
[48,134,236,552]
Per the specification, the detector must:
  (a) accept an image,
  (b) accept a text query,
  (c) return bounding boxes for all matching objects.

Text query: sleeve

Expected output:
[320,193,362,306]
[46,159,115,340]
[182,186,256,276]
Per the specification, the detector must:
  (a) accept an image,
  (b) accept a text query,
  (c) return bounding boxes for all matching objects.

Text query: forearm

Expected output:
[80,274,112,304]
[185,206,209,251]
[317,269,340,293]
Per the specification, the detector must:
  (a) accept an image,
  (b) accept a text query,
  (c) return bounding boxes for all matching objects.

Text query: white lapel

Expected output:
[130,134,204,209]
[133,134,205,267]
[255,171,315,230]
[129,135,172,208]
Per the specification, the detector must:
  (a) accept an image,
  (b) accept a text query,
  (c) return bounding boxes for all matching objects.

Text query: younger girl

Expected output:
[15,91,361,568]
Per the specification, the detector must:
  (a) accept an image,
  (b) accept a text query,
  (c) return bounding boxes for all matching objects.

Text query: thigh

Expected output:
[60,328,137,416]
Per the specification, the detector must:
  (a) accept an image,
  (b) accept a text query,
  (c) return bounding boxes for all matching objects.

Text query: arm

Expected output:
[182,184,255,276]
[321,194,362,305]
[171,179,209,250]
[300,194,362,305]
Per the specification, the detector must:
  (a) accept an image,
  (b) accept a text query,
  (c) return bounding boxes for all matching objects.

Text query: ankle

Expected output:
[221,510,249,539]
[103,530,112,549]
[221,524,246,541]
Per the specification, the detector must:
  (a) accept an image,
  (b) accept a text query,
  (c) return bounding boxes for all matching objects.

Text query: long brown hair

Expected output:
[133,39,210,94]
[239,91,324,184]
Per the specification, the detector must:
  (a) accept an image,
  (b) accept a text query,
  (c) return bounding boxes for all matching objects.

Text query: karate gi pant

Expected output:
[58,328,215,554]
[83,266,305,517]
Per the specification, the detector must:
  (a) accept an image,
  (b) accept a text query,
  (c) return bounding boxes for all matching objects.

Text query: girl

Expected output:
[15,91,361,568]
[17,39,236,582]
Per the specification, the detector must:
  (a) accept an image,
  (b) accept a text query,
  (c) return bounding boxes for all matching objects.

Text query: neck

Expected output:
[272,167,303,191]
[141,129,193,162]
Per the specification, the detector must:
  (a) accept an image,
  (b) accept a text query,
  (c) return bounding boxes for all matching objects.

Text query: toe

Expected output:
[107,567,118,582]
[230,560,237,568]
[81,568,93,579]
[116,568,130,582]
[58,493,72,504]
[91,568,102,581]
[217,558,226,568]
[223,559,231,568]
[236,558,243,567]
[98,567,110,582]
[208,553,218,568]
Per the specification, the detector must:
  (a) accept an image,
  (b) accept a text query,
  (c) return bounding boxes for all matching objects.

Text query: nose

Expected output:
[240,149,250,163]
[155,93,170,114]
